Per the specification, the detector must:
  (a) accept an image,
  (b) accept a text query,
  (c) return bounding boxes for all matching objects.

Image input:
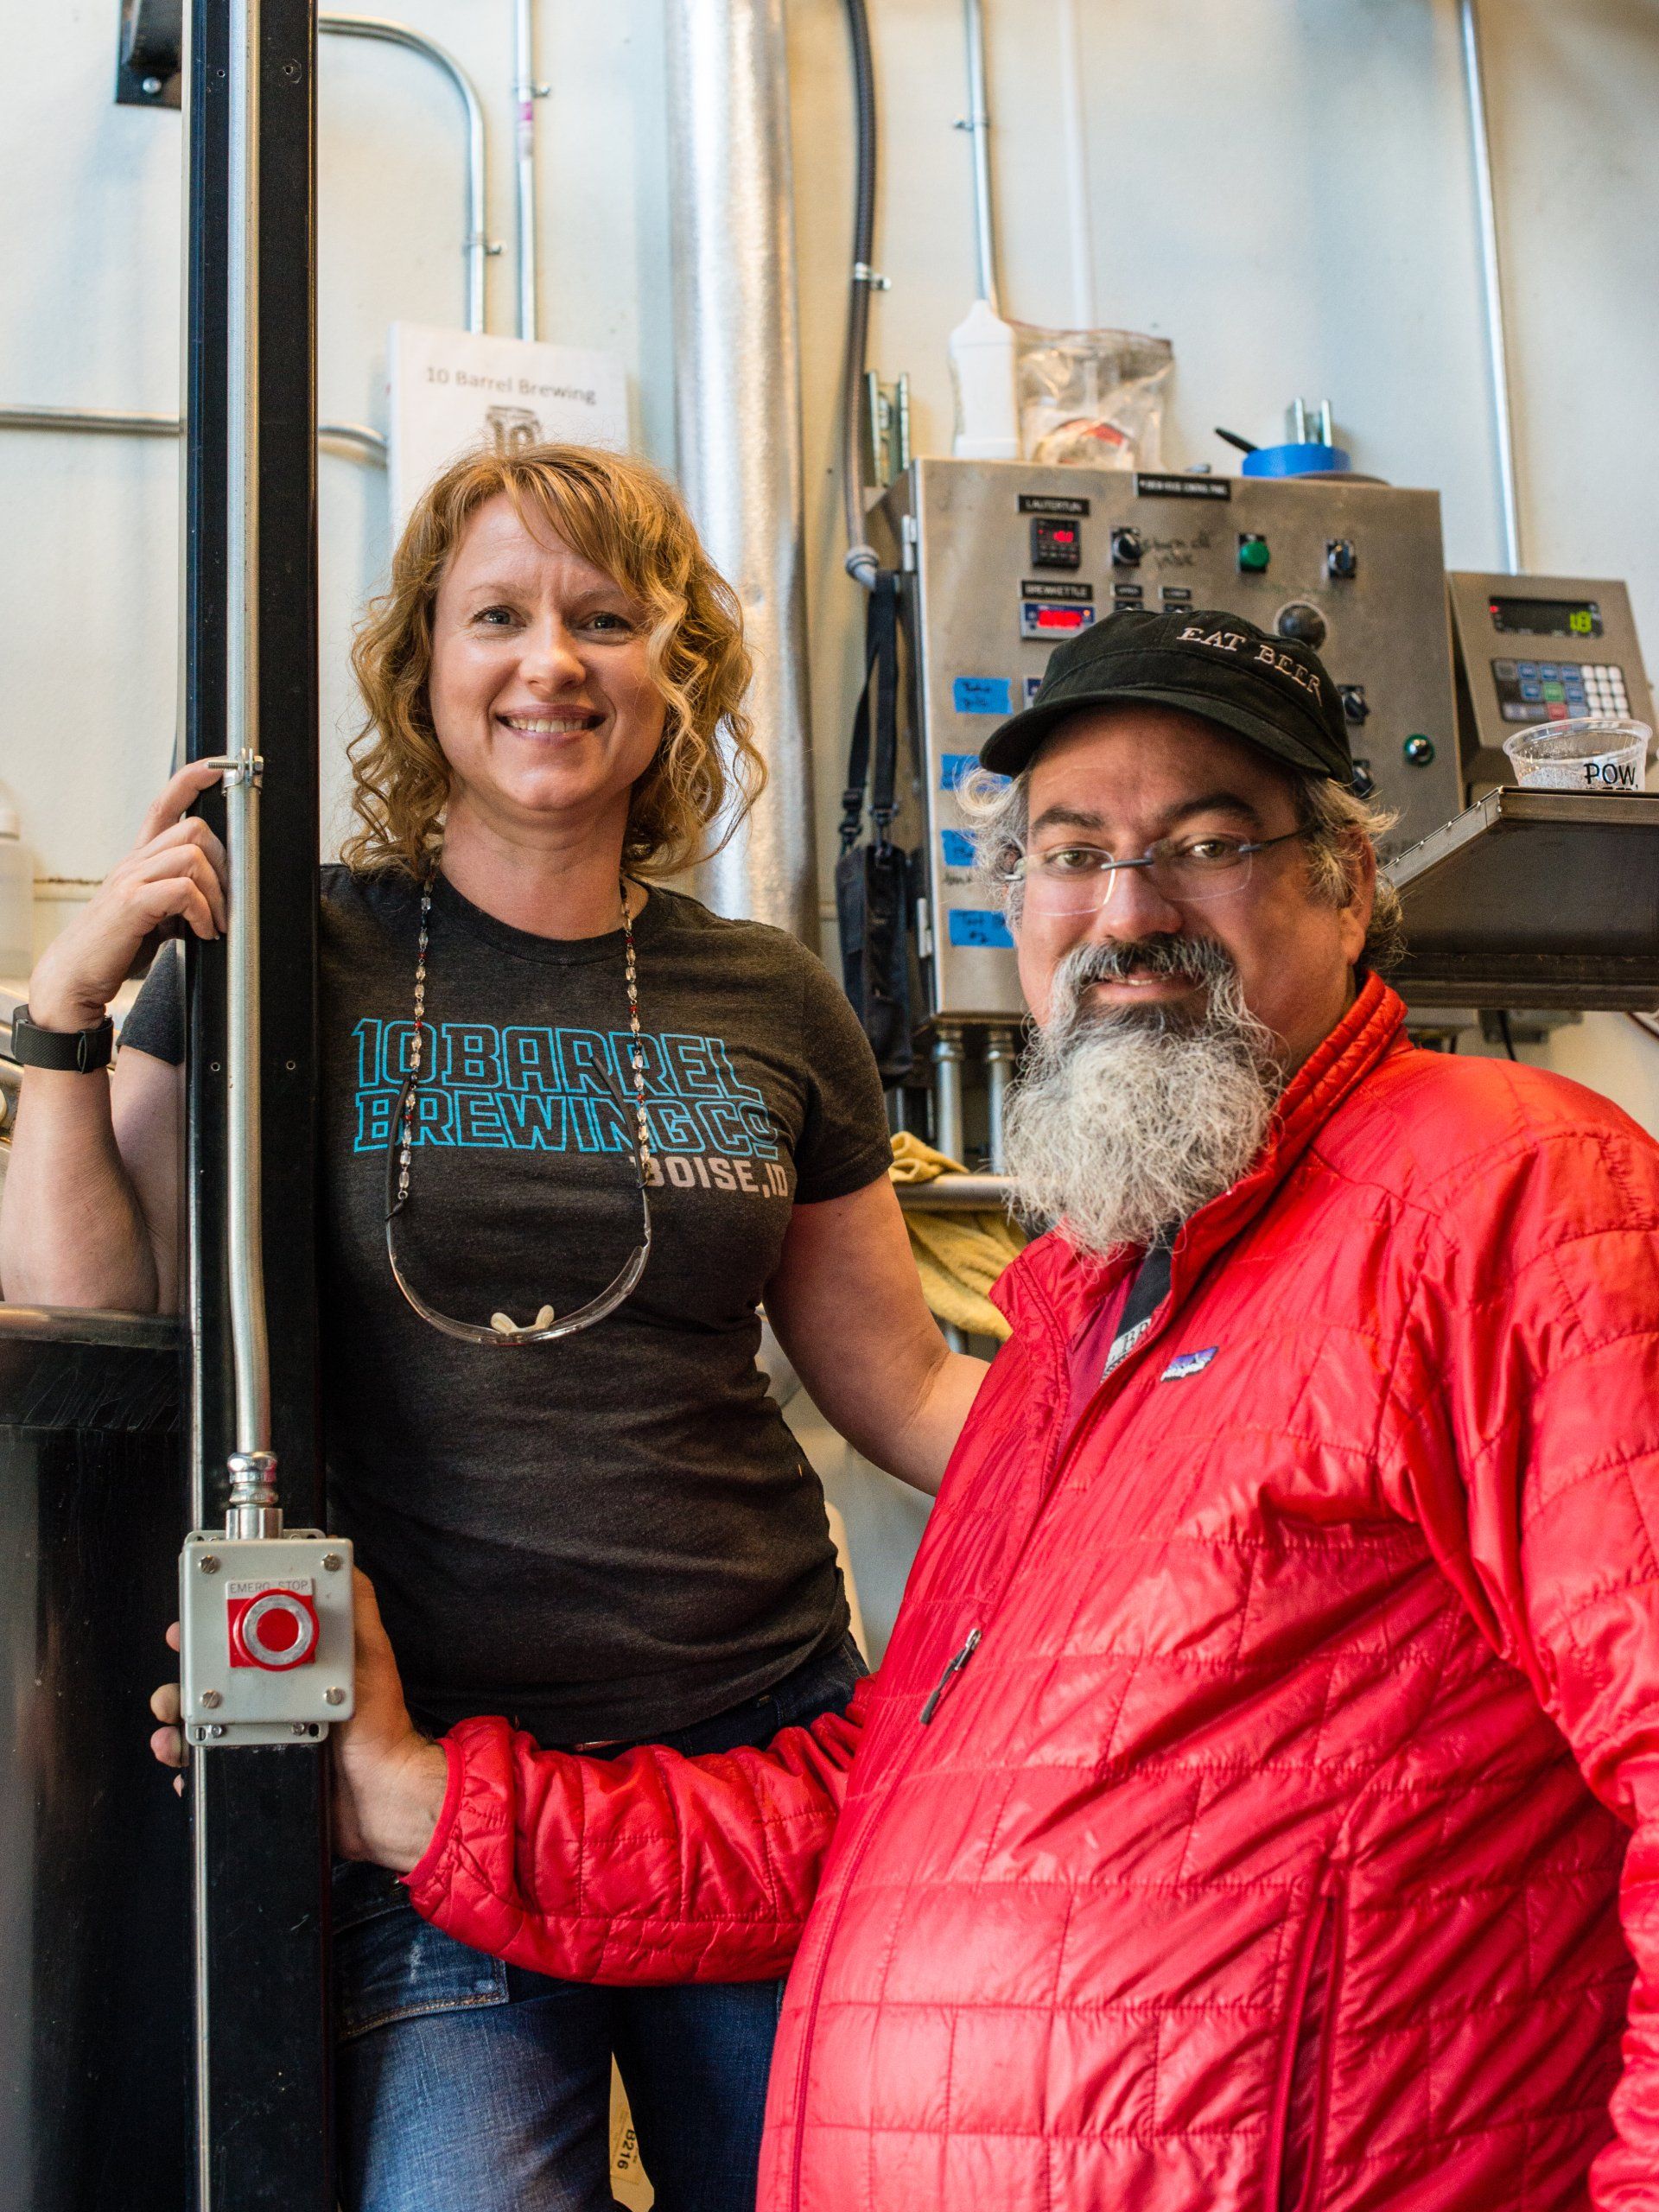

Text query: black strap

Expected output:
[1118,1237,1173,1343]
[9,1007,116,1073]
[839,572,901,852]
[1101,1236,1173,1378]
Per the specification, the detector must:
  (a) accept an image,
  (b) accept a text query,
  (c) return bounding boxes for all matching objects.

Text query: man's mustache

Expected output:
[1049,935,1237,1025]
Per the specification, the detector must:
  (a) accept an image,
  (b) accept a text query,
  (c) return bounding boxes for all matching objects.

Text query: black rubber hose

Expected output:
[842,0,880,588]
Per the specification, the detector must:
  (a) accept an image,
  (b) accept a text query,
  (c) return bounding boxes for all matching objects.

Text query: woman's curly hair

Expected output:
[343,442,763,879]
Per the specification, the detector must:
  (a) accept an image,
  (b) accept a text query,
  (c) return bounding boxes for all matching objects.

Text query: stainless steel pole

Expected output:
[1459,0,1522,574]
[1056,0,1095,327]
[983,1026,1017,1173]
[222,0,276,1531]
[665,0,818,940]
[513,0,540,340]
[961,0,1000,310]
[931,1026,966,1163]
[320,13,493,334]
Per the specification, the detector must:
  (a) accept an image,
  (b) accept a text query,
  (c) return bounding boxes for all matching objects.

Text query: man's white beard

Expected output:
[1003,938,1287,1256]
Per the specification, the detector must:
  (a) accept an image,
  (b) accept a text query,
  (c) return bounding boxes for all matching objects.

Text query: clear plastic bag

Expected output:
[1012,323,1174,470]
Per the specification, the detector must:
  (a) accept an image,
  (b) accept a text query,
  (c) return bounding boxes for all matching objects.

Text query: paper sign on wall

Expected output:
[388,321,629,524]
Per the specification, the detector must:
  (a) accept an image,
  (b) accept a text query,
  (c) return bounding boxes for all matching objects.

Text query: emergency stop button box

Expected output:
[180,1531,355,1745]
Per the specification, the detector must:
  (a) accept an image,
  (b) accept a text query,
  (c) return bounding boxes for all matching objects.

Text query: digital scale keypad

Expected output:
[1491,658,1630,725]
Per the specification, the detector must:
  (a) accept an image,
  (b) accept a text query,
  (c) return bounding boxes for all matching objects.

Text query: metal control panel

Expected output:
[1448,570,1655,788]
[875,461,1463,1020]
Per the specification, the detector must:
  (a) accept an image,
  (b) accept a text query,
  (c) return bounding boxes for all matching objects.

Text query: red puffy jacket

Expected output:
[409,976,1659,2210]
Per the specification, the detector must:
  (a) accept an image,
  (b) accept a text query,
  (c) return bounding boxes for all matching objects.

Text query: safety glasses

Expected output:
[383,1066,652,1345]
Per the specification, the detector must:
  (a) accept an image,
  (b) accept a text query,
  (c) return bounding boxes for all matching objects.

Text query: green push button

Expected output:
[1403,734,1435,766]
[1237,533,1270,574]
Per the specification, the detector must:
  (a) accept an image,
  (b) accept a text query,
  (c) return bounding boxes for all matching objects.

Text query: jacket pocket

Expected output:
[1266,1872,1346,2212]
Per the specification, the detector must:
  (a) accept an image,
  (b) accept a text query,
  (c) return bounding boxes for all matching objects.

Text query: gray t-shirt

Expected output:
[122,865,892,1742]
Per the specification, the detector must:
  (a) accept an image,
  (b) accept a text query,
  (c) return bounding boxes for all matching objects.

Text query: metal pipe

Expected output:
[211,754,280,1529]
[226,11,260,877]
[220,0,275,1505]
[0,404,385,461]
[512,0,540,340]
[840,0,881,590]
[982,1026,1017,1173]
[931,1026,966,1163]
[1056,0,1095,327]
[895,1172,1014,1212]
[317,420,388,461]
[1459,0,1522,574]
[0,404,179,438]
[320,14,492,334]
[665,0,819,941]
[961,0,1000,310]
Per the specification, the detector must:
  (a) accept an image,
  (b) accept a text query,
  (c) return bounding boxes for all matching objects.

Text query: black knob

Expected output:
[1276,601,1327,650]
[1326,538,1358,581]
[1351,758,1376,798]
[1403,734,1436,766]
[1110,526,1143,569]
[1338,684,1370,725]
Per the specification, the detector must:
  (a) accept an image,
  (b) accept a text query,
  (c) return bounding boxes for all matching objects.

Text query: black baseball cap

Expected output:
[979,606,1355,785]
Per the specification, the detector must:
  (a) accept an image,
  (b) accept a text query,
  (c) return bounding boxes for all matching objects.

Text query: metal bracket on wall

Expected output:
[116,0,183,108]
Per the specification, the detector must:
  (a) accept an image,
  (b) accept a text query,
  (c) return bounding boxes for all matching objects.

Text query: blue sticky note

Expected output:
[947,908,1014,950]
[952,675,1013,715]
[941,830,976,867]
[940,753,978,791]
[1025,675,1044,704]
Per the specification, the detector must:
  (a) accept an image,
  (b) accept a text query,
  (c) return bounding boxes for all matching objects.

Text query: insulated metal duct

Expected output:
[664,0,818,941]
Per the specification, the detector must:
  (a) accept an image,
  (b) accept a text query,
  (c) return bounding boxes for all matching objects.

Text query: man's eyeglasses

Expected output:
[384,1068,652,1345]
[1000,829,1302,918]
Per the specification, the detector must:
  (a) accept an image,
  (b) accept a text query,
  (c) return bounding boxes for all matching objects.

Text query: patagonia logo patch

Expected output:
[1160,1346,1217,1382]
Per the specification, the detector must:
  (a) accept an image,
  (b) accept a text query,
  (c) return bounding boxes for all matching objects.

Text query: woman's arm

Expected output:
[1,1048,182,1312]
[0,759,226,1313]
[764,1174,988,1497]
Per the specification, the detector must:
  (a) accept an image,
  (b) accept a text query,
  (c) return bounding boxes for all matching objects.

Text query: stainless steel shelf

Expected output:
[1387,788,1659,1009]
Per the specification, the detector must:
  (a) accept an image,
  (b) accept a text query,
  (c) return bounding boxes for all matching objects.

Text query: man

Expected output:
[315,610,1659,2206]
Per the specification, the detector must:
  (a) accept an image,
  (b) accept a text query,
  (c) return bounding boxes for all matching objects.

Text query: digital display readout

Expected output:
[1489,595,1603,639]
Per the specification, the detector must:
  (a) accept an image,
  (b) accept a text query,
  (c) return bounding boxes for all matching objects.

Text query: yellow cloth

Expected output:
[888,1133,1027,1340]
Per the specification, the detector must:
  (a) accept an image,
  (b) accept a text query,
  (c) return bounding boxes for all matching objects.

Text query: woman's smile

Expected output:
[493,709,605,739]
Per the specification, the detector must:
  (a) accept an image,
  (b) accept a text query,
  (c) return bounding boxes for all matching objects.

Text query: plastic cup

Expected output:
[1502,715,1651,794]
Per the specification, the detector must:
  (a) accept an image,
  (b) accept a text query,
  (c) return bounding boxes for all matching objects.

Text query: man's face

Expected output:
[1013,706,1374,1071]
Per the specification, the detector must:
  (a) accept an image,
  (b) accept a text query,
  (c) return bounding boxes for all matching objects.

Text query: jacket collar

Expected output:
[993,973,1408,1347]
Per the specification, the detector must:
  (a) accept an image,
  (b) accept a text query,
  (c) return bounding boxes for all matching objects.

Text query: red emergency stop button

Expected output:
[227,1583,321,1670]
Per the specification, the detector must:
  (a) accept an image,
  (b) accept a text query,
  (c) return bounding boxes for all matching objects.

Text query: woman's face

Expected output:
[427,493,666,842]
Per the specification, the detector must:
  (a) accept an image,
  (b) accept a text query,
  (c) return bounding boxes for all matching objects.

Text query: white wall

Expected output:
[3,2,1658,1639]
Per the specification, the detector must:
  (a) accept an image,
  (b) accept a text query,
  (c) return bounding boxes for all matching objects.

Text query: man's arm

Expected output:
[330,1574,866,1985]
[1400,1117,1659,2204]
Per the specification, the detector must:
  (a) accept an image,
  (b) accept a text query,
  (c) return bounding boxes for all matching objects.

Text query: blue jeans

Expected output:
[334,1631,865,2212]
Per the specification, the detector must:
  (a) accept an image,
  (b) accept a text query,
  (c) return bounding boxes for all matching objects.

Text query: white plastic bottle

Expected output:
[0,784,35,986]
[949,297,1020,461]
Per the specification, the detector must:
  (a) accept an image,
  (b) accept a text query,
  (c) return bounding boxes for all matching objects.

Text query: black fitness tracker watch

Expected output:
[9,1007,116,1073]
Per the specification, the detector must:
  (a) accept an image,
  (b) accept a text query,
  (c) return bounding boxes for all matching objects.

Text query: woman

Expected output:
[1,445,983,2211]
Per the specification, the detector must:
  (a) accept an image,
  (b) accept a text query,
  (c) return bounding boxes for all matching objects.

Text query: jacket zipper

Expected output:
[1263,1870,1344,2212]
[781,1282,1149,2207]
[783,1265,1188,2209]
[919,1629,980,1723]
